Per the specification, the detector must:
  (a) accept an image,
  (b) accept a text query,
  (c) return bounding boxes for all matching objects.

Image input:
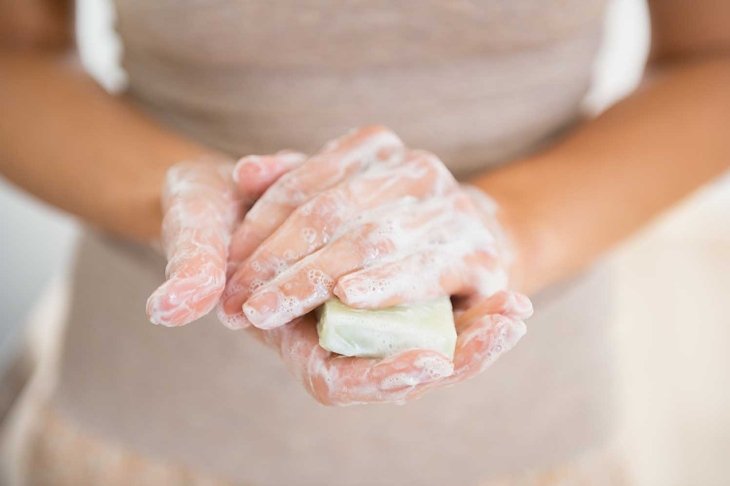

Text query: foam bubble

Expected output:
[248,279,265,293]
[301,227,317,244]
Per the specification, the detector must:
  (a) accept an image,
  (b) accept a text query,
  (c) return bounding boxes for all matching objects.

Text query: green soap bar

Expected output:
[316,297,456,359]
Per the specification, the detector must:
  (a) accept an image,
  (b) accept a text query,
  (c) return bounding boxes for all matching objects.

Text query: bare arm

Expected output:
[0,0,220,242]
[475,0,730,294]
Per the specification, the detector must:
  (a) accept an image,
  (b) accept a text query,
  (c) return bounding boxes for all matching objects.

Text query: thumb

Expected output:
[233,150,307,203]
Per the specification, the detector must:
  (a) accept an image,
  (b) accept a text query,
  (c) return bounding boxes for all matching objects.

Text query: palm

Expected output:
[249,290,530,405]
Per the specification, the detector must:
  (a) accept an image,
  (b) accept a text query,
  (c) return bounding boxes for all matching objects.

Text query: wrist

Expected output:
[106,150,233,245]
[488,196,540,295]
[468,170,554,296]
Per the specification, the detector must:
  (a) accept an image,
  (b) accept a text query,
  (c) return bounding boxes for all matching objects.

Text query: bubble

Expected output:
[307,269,334,291]
[298,199,312,214]
[274,259,289,275]
[414,355,453,379]
[217,307,249,330]
[301,227,317,244]
[248,279,265,292]
[279,295,302,319]
[321,371,334,386]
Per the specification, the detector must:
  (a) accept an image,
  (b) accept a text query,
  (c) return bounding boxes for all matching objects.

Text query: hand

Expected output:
[248,290,531,405]
[218,125,532,405]
[223,146,512,330]
[218,125,406,328]
[146,152,305,326]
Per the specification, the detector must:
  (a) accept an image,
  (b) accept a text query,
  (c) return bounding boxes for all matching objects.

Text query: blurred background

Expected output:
[0,0,728,484]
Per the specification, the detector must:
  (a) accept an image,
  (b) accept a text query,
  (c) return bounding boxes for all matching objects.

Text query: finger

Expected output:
[241,193,481,328]
[227,150,307,277]
[252,316,453,406]
[241,221,394,329]
[233,150,307,203]
[318,350,454,406]
[450,312,527,382]
[332,191,505,309]
[401,314,526,402]
[334,247,500,309]
[254,150,456,268]
[400,291,529,399]
[227,126,404,265]
[455,290,533,331]
[450,290,529,381]
[146,161,238,326]
[224,193,464,328]
[219,188,352,328]
[222,151,456,319]
[220,126,404,329]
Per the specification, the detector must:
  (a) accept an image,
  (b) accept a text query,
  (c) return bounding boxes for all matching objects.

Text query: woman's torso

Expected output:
[117,0,606,175]
[52,1,616,484]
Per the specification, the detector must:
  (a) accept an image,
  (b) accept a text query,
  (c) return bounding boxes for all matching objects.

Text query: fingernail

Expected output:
[146,286,179,327]
[146,294,165,326]
[233,159,266,190]
[510,293,533,319]
[243,290,281,329]
[332,279,365,307]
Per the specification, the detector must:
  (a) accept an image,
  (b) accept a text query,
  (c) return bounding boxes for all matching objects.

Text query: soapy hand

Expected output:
[214,125,531,405]
[248,289,531,405]
[146,152,305,326]
[218,125,406,328]
[222,135,512,330]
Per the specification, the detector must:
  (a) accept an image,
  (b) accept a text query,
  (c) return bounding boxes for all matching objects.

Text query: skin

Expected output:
[223,127,533,404]
[247,290,531,406]
[478,1,730,294]
[1,0,729,405]
[146,152,306,326]
[222,143,510,330]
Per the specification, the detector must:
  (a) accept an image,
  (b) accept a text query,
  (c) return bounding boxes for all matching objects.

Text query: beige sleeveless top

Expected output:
[54,1,617,484]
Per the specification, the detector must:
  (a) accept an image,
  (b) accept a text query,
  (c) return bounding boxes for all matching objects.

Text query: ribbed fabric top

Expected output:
[116,0,605,175]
